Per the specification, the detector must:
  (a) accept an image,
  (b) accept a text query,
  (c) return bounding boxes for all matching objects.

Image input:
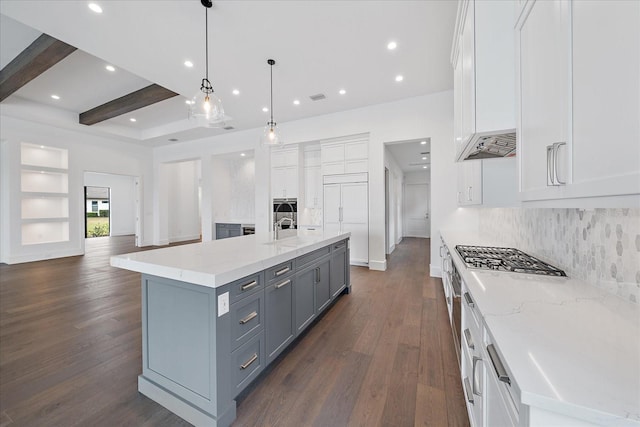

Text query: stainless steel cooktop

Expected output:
[455,245,567,277]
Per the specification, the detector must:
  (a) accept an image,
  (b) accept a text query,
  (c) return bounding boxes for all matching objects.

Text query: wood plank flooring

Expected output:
[0,236,468,427]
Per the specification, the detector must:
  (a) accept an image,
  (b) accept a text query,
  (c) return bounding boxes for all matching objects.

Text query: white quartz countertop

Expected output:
[441,229,640,426]
[110,230,350,288]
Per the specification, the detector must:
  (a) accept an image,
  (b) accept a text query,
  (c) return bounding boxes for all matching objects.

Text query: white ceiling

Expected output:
[0,1,457,147]
[386,138,431,173]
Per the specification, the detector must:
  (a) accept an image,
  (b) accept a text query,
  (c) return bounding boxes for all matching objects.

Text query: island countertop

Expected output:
[110,230,350,288]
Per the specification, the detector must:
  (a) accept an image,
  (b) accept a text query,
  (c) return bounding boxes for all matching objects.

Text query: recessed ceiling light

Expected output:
[88,3,103,13]
[232,89,240,95]
[456,137,462,141]
[420,140,427,145]
[339,89,346,95]
[129,118,137,122]
[293,99,300,105]
[51,94,60,100]
[422,156,427,160]
[185,100,193,105]
[423,165,428,169]
[40,145,45,149]
[240,153,246,157]
[184,60,194,68]
[395,75,404,82]
[262,107,269,112]
[387,41,397,50]
[105,65,115,72]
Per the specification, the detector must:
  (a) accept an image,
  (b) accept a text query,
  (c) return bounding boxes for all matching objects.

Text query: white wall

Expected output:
[0,115,152,264]
[384,147,405,254]
[84,172,136,237]
[151,91,455,272]
[166,160,201,243]
[211,154,256,227]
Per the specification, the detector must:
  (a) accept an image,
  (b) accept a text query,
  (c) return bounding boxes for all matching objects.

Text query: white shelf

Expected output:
[20,142,70,246]
[21,222,69,245]
[21,143,68,169]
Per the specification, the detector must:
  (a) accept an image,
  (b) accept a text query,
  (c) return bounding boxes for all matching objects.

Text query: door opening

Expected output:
[85,186,110,238]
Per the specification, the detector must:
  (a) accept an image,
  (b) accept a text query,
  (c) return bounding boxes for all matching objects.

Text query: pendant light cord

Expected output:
[270,62,274,124]
[205,8,209,81]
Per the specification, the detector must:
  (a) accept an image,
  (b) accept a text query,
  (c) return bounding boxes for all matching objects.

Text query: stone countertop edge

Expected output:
[440,229,640,426]
[110,231,350,288]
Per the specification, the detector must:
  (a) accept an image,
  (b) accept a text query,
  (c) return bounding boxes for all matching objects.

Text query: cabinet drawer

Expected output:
[230,291,263,350]
[295,246,330,269]
[231,331,264,395]
[345,159,368,174]
[322,162,345,176]
[266,260,295,283]
[331,239,347,252]
[229,272,264,304]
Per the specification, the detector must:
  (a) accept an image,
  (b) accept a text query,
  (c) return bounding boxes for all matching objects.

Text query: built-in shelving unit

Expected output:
[20,143,70,245]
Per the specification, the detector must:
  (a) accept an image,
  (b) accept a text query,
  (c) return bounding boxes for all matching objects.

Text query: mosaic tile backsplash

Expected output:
[477,208,640,304]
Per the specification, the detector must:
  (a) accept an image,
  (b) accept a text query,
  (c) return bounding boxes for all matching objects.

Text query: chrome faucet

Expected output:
[274,217,295,240]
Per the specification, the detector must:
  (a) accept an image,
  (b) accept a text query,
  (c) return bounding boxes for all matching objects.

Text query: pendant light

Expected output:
[261,59,282,146]
[188,0,225,126]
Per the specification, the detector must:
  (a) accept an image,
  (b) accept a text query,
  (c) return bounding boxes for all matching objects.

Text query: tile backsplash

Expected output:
[477,208,640,304]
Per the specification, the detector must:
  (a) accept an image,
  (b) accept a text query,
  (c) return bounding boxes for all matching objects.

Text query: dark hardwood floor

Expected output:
[0,236,468,427]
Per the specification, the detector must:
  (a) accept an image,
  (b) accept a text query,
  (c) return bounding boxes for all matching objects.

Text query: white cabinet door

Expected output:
[271,167,287,199]
[570,0,640,198]
[453,41,465,158]
[323,184,341,235]
[460,0,476,146]
[284,166,298,199]
[340,182,368,265]
[517,0,571,199]
[457,161,483,206]
[304,165,321,208]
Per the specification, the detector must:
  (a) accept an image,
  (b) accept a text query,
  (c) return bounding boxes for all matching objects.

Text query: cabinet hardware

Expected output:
[464,328,474,350]
[240,353,258,370]
[275,279,291,289]
[547,144,555,186]
[334,242,345,249]
[464,292,475,307]
[472,356,483,396]
[241,280,258,291]
[464,377,474,405]
[275,266,290,276]
[467,186,472,201]
[457,191,462,203]
[315,267,320,283]
[339,206,343,222]
[487,344,511,385]
[553,142,566,185]
[239,311,258,324]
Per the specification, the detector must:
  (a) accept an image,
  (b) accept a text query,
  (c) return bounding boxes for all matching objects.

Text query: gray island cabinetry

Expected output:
[110,232,350,427]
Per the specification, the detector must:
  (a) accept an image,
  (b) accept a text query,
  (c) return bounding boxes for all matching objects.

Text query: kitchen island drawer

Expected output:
[230,291,263,350]
[229,272,264,304]
[231,331,264,395]
[295,246,330,269]
[266,260,295,283]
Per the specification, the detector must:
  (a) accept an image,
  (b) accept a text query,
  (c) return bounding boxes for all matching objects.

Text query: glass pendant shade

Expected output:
[189,83,225,127]
[261,121,282,146]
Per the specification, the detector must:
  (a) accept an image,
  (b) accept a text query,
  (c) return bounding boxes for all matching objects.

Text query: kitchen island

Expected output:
[110,230,351,427]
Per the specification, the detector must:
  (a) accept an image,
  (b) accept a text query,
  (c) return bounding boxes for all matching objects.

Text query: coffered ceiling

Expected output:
[0,1,457,147]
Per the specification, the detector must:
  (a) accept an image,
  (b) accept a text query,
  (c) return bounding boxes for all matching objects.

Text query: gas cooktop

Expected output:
[455,245,567,277]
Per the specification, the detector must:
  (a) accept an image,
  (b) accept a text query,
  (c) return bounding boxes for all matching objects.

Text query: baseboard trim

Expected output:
[369,259,387,271]
[169,234,201,244]
[5,248,84,265]
[388,243,396,254]
[430,264,442,278]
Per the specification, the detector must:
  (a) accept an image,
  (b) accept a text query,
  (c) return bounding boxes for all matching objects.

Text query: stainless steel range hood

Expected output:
[457,130,517,161]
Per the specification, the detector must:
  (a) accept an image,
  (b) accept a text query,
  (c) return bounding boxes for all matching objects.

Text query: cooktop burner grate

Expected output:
[455,245,566,277]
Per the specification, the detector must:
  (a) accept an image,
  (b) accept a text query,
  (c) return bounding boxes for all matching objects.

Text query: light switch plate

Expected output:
[217,292,229,317]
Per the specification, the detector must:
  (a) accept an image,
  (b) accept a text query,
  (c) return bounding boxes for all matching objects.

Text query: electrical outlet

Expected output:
[217,292,229,317]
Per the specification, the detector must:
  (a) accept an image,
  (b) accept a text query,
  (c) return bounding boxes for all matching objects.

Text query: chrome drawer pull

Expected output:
[241,280,258,291]
[463,292,475,308]
[275,266,290,276]
[239,311,258,325]
[275,279,291,289]
[464,328,474,350]
[487,344,511,385]
[240,353,258,370]
[334,242,346,249]
[472,356,483,397]
[463,377,474,405]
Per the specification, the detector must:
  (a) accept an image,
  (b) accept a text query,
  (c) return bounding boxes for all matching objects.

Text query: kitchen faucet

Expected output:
[274,217,295,240]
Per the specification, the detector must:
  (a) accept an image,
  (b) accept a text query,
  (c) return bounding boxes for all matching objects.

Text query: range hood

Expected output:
[457,130,516,161]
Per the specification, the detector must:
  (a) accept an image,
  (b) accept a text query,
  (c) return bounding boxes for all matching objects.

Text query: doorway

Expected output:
[404,182,430,238]
[85,186,110,238]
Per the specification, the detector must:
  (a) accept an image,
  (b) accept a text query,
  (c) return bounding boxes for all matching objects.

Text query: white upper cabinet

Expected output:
[303,145,322,209]
[320,134,368,176]
[452,0,516,161]
[516,0,640,204]
[271,145,299,199]
[457,160,483,206]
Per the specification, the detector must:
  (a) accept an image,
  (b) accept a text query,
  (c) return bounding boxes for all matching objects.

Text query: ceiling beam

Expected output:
[79,84,179,125]
[0,34,77,102]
